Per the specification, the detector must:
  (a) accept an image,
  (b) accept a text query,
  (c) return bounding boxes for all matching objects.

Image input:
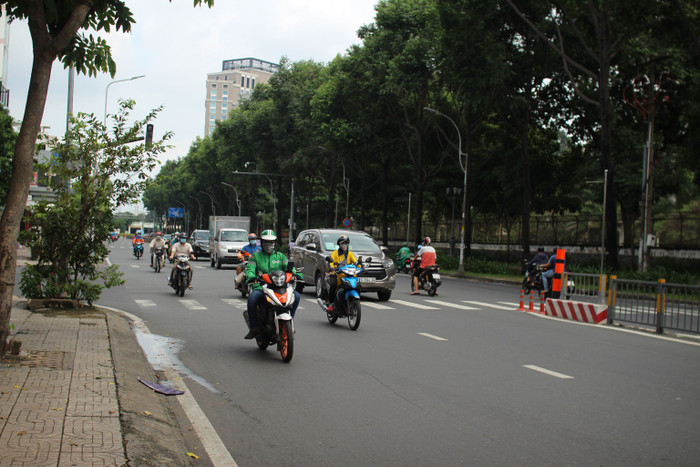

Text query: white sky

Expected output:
[5,0,378,172]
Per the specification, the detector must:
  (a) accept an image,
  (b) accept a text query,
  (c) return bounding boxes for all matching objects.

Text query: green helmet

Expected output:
[260,230,277,241]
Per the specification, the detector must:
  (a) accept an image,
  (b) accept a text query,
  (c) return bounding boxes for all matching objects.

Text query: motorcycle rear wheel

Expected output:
[428,285,437,296]
[178,276,185,297]
[279,320,294,363]
[326,312,338,324]
[347,299,361,331]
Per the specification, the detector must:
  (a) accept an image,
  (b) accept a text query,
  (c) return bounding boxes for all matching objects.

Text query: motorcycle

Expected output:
[411,263,442,296]
[396,256,413,274]
[152,246,165,273]
[133,243,144,260]
[243,263,298,363]
[521,259,544,295]
[234,251,251,298]
[317,256,369,331]
[170,254,192,297]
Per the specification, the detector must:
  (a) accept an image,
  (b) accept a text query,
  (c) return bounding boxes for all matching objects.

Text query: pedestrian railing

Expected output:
[607,277,700,334]
[560,272,607,304]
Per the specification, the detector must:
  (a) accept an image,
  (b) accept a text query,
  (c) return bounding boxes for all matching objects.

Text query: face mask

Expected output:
[180,238,186,243]
[339,243,348,252]
[250,240,256,246]
[262,242,274,254]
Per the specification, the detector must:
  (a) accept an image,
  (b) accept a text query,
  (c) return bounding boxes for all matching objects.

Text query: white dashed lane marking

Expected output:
[523,365,574,379]
[134,299,157,307]
[180,299,206,311]
[464,301,517,310]
[418,332,448,341]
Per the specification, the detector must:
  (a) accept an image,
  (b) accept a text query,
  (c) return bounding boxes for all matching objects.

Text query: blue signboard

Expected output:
[168,207,184,218]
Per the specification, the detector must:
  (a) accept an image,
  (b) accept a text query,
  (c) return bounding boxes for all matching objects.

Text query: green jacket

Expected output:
[245,250,302,291]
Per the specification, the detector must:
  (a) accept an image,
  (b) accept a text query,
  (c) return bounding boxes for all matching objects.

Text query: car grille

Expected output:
[363,263,387,280]
[228,248,239,253]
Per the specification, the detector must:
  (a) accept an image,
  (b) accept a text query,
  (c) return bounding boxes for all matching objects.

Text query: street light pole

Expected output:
[189,196,202,229]
[200,191,215,216]
[221,182,242,216]
[425,107,468,273]
[104,75,145,125]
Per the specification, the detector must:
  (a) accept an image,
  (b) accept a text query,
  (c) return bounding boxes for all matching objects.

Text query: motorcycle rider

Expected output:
[244,230,302,339]
[411,237,437,295]
[149,232,167,268]
[132,230,145,256]
[169,233,196,289]
[395,242,412,271]
[235,233,261,289]
[540,249,562,293]
[326,235,359,314]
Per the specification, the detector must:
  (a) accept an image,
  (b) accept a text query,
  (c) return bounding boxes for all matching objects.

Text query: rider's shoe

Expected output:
[244,328,259,339]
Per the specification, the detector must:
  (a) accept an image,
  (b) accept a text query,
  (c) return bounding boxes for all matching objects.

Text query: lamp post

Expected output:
[104,75,145,125]
[425,107,468,273]
[244,162,276,231]
[189,196,202,229]
[199,191,215,216]
[221,182,242,216]
[586,169,608,277]
[175,200,187,233]
[446,187,461,257]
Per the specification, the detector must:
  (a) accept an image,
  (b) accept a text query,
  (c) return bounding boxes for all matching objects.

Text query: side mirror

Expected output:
[306,243,317,251]
[380,246,388,252]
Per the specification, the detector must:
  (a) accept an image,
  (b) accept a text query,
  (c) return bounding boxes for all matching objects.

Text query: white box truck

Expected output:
[209,216,251,269]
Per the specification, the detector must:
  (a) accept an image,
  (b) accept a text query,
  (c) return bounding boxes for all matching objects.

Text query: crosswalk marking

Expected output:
[426,300,477,310]
[134,299,157,307]
[362,302,394,310]
[180,299,206,310]
[222,298,243,308]
[390,299,439,310]
[464,301,516,311]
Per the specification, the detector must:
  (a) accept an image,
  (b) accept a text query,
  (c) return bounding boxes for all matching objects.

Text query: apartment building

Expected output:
[204,57,279,137]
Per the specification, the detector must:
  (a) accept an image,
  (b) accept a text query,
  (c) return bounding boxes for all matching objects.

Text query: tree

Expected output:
[0,0,213,355]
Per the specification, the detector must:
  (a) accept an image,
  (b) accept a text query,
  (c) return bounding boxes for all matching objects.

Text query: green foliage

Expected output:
[19,101,169,304]
[0,105,17,206]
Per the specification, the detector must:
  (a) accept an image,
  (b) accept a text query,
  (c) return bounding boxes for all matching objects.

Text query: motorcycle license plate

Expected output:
[359,277,375,283]
[432,273,441,280]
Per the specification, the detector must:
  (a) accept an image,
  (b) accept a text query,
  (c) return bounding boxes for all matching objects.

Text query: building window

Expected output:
[246,77,250,88]
[241,76,244,86]
[252,78,255,88]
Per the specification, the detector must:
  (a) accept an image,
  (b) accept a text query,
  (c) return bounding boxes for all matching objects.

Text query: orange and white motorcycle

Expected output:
[243,265,299,363]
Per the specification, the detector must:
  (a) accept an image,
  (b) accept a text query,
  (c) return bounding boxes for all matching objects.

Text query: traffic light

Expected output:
[145,124,154,146]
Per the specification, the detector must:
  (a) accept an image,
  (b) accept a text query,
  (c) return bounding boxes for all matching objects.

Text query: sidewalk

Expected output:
[0,247,205,466]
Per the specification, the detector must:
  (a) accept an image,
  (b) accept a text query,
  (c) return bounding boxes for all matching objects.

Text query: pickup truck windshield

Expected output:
[220,230,247,242]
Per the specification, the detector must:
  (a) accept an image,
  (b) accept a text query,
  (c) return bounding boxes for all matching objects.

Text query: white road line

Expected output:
[134,299,157,307]
[363,302,394,310]
[426,300,477,310]
[498,301,520,308]
[130,265,140,268]
[221,299,245,308]
[180,299,207,311]
[464,301,515,311]
[523,365,574,379]
[390,299,439,310]
[418,332,448,341]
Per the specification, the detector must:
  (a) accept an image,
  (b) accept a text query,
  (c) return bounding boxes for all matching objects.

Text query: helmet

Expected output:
[424,236,431,245]
[417,244,422,251]
[337,235,349,246]
[260,230,277,242]
[248,233,258,240]
[156,231,162,237]
[260,230,276,253]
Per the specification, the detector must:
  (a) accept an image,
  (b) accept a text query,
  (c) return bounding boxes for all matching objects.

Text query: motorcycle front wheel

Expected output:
[279,320,294,363]
[347,299,361,331]
[178,275,185,297]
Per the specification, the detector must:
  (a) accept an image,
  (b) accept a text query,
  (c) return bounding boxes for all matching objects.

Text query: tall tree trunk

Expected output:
[0,55,54,354]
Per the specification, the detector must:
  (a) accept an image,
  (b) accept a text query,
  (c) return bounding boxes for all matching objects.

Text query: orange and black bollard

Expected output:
[518,289,525,311]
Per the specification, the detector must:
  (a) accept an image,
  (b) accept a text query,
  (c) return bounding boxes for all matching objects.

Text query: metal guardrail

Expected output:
[608,277,700,334]
[563,272,607,304]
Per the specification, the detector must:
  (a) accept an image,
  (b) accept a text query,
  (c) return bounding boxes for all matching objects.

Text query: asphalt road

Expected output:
[100,241,700,466]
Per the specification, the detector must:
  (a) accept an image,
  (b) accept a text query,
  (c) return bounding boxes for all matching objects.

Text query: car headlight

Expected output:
[384,259,394,269]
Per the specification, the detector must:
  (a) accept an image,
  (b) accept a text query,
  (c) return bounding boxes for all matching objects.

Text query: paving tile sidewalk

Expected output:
[0,247,204,466]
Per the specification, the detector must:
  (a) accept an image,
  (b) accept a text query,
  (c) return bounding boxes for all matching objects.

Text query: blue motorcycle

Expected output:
[133,243,144,260]
[318,256,371,330]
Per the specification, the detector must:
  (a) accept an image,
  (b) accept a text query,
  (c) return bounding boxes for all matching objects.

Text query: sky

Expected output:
[4,0,379,210]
